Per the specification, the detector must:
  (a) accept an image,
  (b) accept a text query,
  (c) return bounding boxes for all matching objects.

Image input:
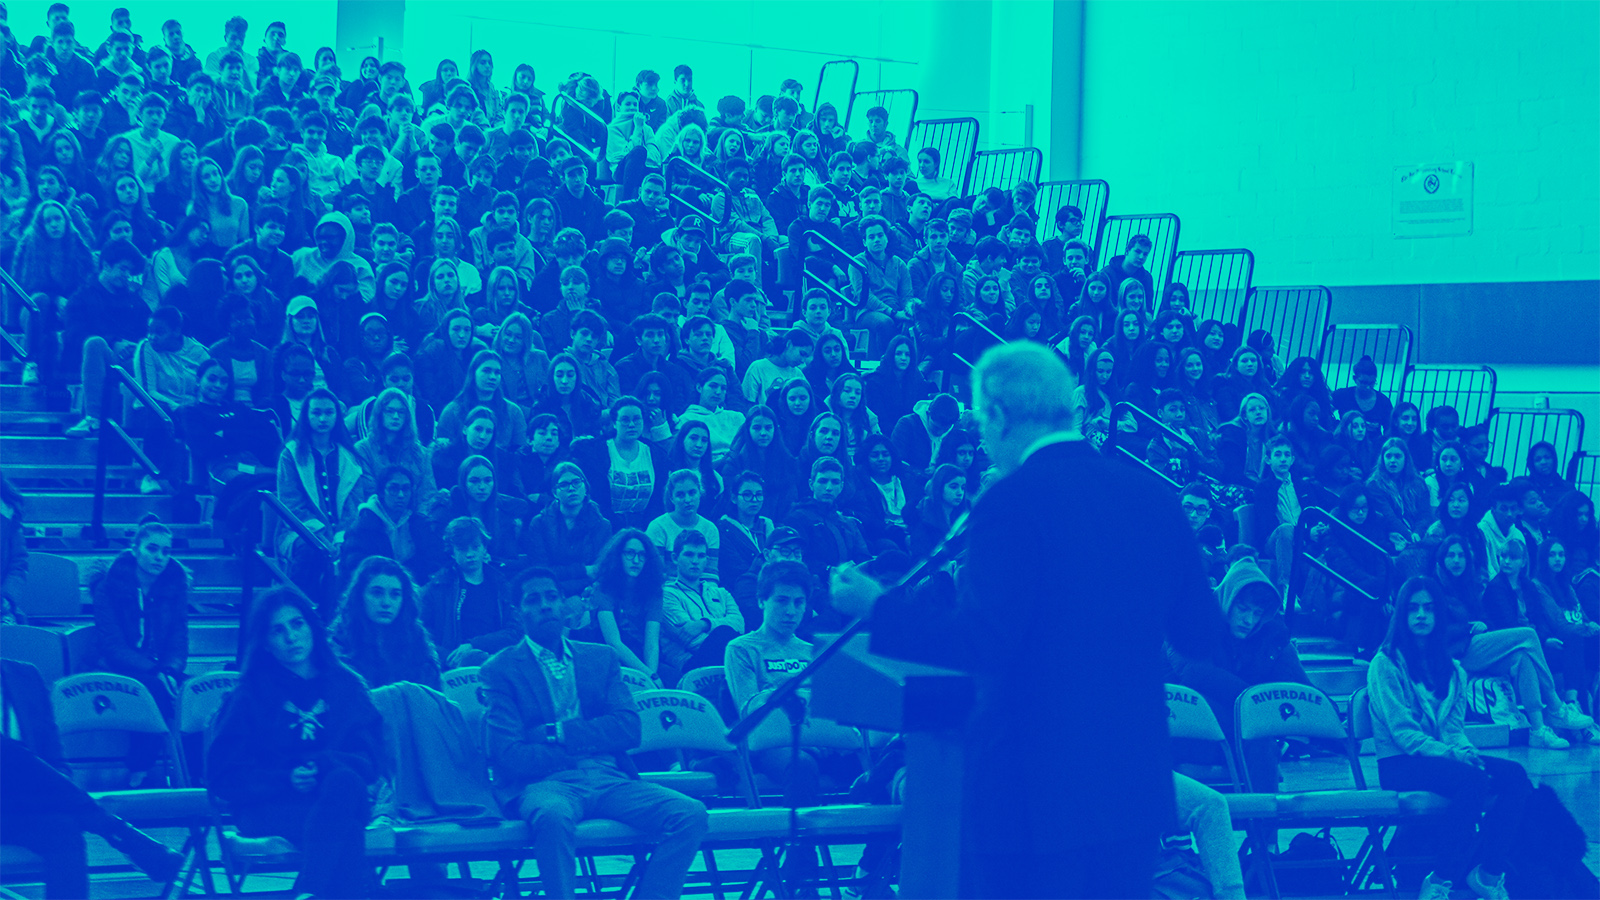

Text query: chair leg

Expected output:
[1365,824,1398,899]
[702,847,727,900]
[819,842,840,900]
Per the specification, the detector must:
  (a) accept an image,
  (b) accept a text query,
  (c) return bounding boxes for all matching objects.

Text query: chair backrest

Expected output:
[8,552,81,618]
[1234,681,1346,744]
[0,624,66,684]
[1165,683,1226,743]
[64,624,100,674]
[631,689,735,754]
[1347,687,1373,742]
[177,671,240,734]
[676,666,727,701]
[619,667,653,694]
[441,666,485,720]
[51,672,169,736]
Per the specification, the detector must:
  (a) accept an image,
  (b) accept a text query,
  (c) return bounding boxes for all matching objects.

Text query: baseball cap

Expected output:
[286,295,318,317]
[677,214,708,236]
[770,526,804,549]
[310,76,339,95]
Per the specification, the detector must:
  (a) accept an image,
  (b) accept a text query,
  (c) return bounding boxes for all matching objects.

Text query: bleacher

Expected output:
[2,22,1597,899]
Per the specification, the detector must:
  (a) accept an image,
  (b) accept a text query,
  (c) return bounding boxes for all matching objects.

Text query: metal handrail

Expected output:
[256,488,334,557]
[948,310,1004,373]
[1285,505,1392,633]
[1301,505,1390,560]
[803,269,859,310]
[665,155,731,197]
[667,191,716,224]
[89,365,177,543]
[552,91,607,132]
[802,229,866,273]
[0,325,24,360]
[548,122,598,163]
[1106,401,1186,490]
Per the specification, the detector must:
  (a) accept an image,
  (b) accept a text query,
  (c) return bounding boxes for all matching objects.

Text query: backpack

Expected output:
[1271,828,1345,896]
[1506,784,1599,899]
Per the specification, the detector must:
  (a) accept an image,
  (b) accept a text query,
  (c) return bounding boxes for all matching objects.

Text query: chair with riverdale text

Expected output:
[1235,681,1401,898]
[1345,688,1452,891]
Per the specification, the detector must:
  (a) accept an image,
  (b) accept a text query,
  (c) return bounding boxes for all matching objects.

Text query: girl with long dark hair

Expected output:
[720,404,798,520]
[588,528,666,679]
[354,387,436,496]
[332,556,442,690]
[908,463,968,559]
[207,586,382,900]
[1533,539,1600,720]
[668,419,722,511]
[437,349,528,452]
[863,336,932,434]
[1366,576,1535,900]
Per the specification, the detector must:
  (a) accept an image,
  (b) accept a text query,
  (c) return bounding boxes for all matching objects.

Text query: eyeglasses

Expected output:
[554,480,584,493]
[621,549,648,561]
[737,491,764,501]
[1180,502,1211,514]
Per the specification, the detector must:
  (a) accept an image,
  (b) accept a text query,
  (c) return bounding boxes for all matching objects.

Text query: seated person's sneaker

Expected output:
[65,415,100,437]
[1466,864,1509,900]
[1418,871,1452,900]
[1529,724,1572,749]
[21,362,39,385]
[1547,702,1595,730]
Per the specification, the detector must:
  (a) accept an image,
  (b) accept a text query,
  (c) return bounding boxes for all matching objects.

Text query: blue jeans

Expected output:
[512,761,709,899]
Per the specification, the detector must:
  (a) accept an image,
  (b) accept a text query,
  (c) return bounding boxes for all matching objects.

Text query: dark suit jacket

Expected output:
[480,638,642,809]
[870,439,1217,855]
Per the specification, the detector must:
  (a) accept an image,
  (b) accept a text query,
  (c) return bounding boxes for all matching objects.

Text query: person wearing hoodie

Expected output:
[206,587,382,900]
[889,392,960,480]
[420,516,519,669]
[1167,553,1310,790]
[1366,576,1536,900]
[678,365,746,464]
[783,456,869,633]
[290,211,375,302]
[340,465,434,584]
[521,462,615,594]
[92,519,189,718]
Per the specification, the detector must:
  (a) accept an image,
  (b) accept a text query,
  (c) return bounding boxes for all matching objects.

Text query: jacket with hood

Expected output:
[889,398,952,475]
[520,499,615,598]
[1169,558,1310,687]
[1365,648,1473,762]
[340,496,435,582]
[91,551,190,677]
[290,212,376,301]
[274,440,375,555]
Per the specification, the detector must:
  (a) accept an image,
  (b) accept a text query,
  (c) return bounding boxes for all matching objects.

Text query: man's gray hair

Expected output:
[971,341,1078,429]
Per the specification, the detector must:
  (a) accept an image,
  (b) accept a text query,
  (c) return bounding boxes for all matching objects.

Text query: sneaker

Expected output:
[139,475,161,495]
[1547,702,1595,731]
[1419,871,1453,900]
[1529,724,1572,749]
[21,362,39,385]
[1466,864,1510,900]
[64,415,99,437]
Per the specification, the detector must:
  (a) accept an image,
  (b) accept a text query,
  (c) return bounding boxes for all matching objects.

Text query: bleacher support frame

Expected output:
[1484,407,1586,479]
[1240,286,1333,364]
[813,59,860,128]
[848,88,919,151]
[1400,364,1498,428]
[1170,249,1255,327]
[1033,179,1111,258]
[1096,214,1182,312]
[1318,324,1413,397]
[908,118,980,198]
[965,147,1042,196]
[1568,451,1599,501]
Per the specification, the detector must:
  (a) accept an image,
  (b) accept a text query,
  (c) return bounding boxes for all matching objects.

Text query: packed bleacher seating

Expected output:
[2,4,1598,898]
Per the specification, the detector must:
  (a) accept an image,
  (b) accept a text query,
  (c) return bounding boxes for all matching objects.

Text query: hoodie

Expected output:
[290,211,376,301]
[1208,558,1310,686]
[889,398,952,474]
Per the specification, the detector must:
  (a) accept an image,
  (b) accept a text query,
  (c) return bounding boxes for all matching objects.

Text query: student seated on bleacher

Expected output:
[1367,576,1536,900]
[482,566,708,899]
[332,555,442,690]
[662,529,744,676]
[208,586,383,900]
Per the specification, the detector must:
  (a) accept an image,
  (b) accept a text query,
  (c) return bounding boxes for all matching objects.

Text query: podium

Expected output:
[811,633,974,900]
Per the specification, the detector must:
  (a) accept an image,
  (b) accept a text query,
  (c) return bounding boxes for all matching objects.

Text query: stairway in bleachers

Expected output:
[2,373,243,676]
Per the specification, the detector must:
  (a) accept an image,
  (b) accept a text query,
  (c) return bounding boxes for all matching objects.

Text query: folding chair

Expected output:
[677,664,736,722]
[51,672,179,789]
[1345,688,1452,890]
[63,624,100,675]
[1235,682,1401,898]
[6,552,82,619]
[440,665,486,727]
[0,624,67,684]
[619,666,654,694]
[1166,683,1278,896]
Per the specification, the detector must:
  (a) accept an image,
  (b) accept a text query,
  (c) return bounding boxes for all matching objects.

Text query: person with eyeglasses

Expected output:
[718,471,775,604]
[522,461,614,599]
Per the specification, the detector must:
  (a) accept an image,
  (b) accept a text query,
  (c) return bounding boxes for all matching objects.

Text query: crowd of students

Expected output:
[2,4,1598,898]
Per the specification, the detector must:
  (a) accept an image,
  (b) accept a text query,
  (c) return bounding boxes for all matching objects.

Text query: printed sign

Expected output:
[1393,162,1473,237]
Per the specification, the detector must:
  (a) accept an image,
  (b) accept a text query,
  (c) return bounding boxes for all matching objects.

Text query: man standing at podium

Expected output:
[833,341,1217,899]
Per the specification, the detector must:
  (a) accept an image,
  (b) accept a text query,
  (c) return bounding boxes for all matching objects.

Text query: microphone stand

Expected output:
[726,512,970,898]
